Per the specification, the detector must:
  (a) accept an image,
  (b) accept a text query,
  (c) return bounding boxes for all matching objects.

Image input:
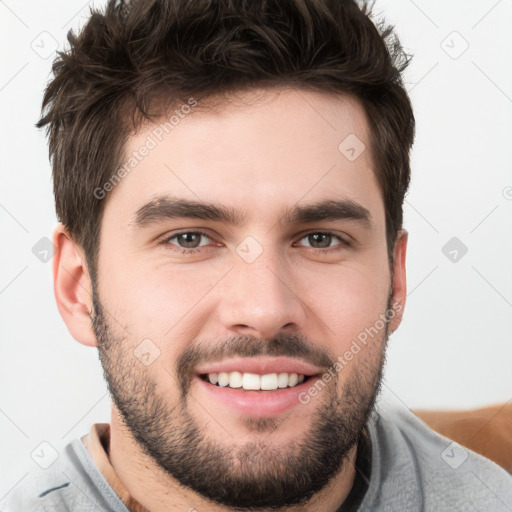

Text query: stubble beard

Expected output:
[91,288,388,510]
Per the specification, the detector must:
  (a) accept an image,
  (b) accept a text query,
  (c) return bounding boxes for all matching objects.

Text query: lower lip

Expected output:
[194,376,318,417]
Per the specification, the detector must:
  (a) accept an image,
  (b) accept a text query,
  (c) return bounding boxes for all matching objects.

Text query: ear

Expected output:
[388,229,408,335]
[53,224,97,347]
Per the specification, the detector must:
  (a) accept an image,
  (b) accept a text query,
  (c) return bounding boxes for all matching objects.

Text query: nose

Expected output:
[218,246,307,340]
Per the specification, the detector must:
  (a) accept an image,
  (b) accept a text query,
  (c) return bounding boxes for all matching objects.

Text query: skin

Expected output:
[53,87,407,511]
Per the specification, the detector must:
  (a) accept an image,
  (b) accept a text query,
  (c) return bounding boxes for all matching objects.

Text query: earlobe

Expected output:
[53,224,98,347]
[388,229,408,335]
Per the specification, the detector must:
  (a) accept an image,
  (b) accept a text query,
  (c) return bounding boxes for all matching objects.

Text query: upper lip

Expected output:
[195,356,323,377]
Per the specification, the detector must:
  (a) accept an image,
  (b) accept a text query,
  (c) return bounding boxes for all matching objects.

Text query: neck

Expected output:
[108,409,358,512]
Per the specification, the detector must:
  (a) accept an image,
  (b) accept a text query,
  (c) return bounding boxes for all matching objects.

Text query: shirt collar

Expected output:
[81,423,150,512]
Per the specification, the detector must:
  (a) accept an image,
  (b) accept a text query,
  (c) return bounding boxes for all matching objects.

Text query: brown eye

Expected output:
[294,231,352,254]
[297,232,346,250]
[166,231,212,251]
[307,233,333,248]
[176,232,203,248]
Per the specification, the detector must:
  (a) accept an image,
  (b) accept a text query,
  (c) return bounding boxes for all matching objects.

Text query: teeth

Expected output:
[277,372,289,388]
[206,371,306,390]
[260,373,278,390]
[229,371,243,388]
[243,372,261,390]
[218,372,229,387]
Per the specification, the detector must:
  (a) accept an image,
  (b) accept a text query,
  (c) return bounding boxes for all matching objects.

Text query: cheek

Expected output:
[295,261,390,351]
[99,253,227,340]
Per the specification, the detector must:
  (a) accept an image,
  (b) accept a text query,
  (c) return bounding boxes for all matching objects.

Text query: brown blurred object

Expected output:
[413,402,512,473]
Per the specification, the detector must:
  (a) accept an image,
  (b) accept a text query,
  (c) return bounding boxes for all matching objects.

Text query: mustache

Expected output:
[176,333,335,395]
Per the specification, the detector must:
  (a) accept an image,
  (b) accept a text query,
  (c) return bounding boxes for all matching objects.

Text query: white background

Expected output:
[1,0,511,503]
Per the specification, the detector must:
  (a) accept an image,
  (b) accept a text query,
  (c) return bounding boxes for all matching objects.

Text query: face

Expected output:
[89,88,404,509]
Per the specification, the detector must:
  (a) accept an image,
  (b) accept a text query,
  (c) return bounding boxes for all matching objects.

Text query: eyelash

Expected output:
[161,230,351,255]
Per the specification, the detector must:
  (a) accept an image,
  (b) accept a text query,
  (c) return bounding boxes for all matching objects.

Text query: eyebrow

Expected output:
[133,196,372,229]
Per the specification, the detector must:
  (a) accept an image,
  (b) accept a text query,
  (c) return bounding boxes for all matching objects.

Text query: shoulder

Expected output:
[414,403,512,473]
[361,399,512,511]
[2,444,75,511]
[1,439,127,512]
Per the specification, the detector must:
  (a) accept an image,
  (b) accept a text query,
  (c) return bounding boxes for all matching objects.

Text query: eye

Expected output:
[160,230,350,255]
[295,232,349,250]
[164,231,215,252]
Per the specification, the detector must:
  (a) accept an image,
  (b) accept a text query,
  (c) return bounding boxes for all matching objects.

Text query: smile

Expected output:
[193,357,323,417]
[200,371,307,391]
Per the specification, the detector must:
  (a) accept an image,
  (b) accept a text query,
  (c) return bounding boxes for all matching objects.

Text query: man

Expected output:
[3,0,512,510]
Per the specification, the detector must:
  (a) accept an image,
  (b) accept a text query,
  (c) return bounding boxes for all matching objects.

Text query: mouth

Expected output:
[193,357,323,417]
[199,371,310,391]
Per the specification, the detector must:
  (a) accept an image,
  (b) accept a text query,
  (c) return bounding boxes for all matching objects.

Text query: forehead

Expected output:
[104,87,383,227]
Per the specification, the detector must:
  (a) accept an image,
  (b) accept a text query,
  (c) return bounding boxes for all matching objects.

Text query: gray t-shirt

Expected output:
[3,401,512,511]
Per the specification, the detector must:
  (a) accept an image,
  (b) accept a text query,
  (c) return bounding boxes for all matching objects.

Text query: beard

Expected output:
[91,288,389,510]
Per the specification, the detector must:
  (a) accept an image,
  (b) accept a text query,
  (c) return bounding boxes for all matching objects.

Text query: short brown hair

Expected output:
[38,0,415,282]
